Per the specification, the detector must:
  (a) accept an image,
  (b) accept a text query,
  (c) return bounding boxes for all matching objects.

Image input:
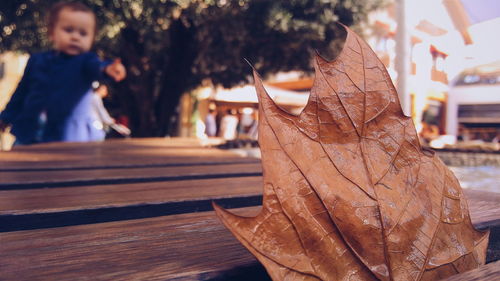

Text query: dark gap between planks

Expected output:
[0,172,263,190]
[0,195,263,232]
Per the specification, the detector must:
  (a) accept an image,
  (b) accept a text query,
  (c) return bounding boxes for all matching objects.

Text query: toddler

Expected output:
[0,1,126,145]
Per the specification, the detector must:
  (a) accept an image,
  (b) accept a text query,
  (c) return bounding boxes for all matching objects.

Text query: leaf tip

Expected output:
[243,58,255,70]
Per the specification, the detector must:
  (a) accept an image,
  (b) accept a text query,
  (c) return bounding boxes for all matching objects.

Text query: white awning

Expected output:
[213,84,309,107]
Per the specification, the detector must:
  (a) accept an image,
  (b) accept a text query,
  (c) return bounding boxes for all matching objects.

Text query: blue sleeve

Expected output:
[0,55,34,124]
[82,52,112,82]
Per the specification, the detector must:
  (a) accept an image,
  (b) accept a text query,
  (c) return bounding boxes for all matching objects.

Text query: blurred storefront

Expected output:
[178,75,311,139]
[446,61,500,141]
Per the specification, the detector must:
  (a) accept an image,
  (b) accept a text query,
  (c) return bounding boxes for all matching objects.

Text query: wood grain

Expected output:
[0,176,262,215]
[0,138,258,171]
[464,189,500,229]
[0,162,262,189]
[0,207,262,281]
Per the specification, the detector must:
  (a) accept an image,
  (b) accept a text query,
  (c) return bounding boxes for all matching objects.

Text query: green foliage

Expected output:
[0,0,386,136]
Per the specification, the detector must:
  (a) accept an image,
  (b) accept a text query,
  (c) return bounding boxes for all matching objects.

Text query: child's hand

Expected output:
[105,59,126,82]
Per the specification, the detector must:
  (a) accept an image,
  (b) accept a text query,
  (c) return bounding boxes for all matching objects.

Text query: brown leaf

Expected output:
[213,24,489,281]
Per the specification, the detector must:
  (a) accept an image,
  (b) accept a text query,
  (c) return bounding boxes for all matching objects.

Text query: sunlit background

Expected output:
[1,0,499,191]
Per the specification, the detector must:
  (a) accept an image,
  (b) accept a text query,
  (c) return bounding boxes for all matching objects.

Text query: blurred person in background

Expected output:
[205,109,217,137]
[219,109,238,140]
[64,83,126,142]
[0,1,125,146]
[238,107,254,136]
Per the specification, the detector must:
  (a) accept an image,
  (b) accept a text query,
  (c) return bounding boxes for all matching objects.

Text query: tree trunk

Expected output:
[118,26,157,137]
[155,19,198,137]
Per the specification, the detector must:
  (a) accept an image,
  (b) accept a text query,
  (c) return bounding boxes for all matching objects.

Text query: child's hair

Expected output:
[47,1,96,36]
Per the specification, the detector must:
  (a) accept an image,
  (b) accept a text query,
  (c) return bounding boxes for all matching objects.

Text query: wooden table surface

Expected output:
[0,138,498,280]
[0,207,264,281]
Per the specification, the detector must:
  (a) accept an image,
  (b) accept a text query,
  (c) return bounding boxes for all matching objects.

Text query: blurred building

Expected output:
[367,0,500,141]
[185,1,500,142]
[447,61,500,141]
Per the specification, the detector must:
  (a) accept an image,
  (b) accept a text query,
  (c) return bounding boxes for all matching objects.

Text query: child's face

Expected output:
[50,8,95,56]
[96,86,108,98]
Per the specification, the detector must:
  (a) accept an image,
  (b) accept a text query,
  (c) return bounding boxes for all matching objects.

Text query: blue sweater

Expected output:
[0,51,109,144]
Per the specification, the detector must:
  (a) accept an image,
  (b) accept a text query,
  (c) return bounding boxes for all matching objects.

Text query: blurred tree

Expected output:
[0,0,386,137]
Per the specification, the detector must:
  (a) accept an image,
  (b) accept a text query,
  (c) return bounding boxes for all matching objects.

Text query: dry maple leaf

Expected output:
[212,24,489,281]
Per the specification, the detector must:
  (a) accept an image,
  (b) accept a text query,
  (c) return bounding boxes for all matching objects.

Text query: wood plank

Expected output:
[440,260,500,281]
[0,176,498,231]
[0,138,258,171]
[463,189,500,229]
[0,176,263,232]
[0,176,263,216]
[0,150,258,171]
[0,207,267,281]
[0,184,495,220]
[6,137,217,153]
[0,206,498,281]
[0,162,262,189]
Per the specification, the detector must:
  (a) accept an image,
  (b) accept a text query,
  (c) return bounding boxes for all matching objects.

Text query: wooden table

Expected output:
[0,138,499,280]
